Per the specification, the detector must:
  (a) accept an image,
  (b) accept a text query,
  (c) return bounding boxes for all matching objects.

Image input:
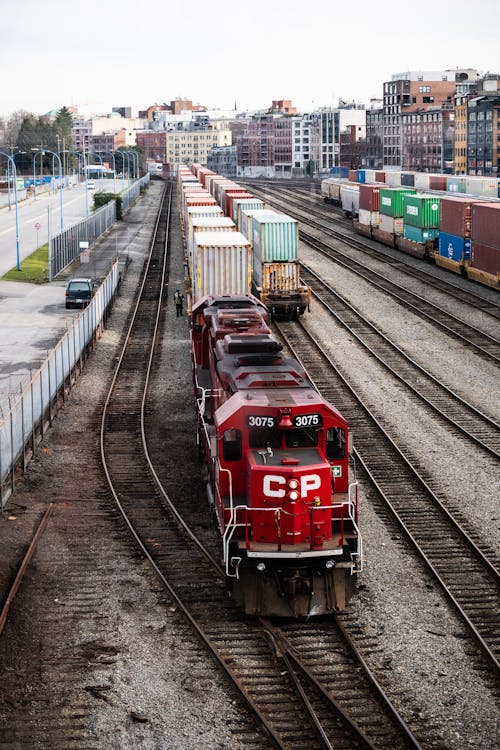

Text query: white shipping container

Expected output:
[187,217,237,273]
[358,208,380,227]
[414,173,431,190]
[364,170,376,184]
[385,171,402,187]
[192,231,252,304]
[465,177,499,197]
[379,214,404,235]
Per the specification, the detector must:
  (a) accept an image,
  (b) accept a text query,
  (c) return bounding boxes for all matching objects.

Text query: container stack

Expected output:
[187,216,237,272]
[402,194,441,245]
[378,187,416,237]
[469,203,500,288]
[436,196,475,273]
[358,184,381,232]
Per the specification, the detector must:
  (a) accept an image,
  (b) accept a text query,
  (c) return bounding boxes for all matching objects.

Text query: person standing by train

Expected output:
[174,289,184,317]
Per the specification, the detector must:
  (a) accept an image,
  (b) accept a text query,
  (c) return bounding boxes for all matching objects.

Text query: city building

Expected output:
[401,106,455,173]
[207,145,238,177]
[382,71,458,168]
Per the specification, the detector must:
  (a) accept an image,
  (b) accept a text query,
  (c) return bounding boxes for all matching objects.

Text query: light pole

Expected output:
[125,150,137,179]
[113,150,127,190]
[0,150,21,270]
[107,152,117,193]
[33,148,64,234]
[61,149,84,184]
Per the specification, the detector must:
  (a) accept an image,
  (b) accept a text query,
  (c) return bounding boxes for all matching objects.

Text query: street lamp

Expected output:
[112,150,127,190]
[60,149,84,184]
[33,148,64,233]
[0,150,21,270]
[125,150,138,179]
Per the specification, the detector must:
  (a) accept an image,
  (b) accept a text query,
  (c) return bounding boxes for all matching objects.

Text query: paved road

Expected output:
[0,179,129,277]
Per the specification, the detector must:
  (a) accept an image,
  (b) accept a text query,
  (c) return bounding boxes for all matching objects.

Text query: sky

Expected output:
[1,0,499,119]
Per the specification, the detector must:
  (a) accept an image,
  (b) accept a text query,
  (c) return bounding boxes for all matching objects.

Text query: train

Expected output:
[321,170,500,290]
[190,291,362,617]
[178,164,311,319]
[176,165,362,616]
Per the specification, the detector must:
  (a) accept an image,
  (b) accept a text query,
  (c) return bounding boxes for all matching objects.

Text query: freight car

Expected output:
[191,293,362,616]
[183,165,311,318]
[322,171,500,290]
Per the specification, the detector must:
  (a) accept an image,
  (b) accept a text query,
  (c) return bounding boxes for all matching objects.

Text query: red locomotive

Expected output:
[192,293,363,617]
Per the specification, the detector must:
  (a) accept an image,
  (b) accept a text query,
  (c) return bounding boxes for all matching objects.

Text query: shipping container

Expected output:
[321,177,347,203]
[223,190,253,218]
[379,187,416,217]
[414,173,431,191]
[403,225,439,243]
[385,171,402,187]
[364,169,377,183]
[231,198,265,228]
[400,172,415,187]
[375,171,386,183]
[251,214,299,262]
[471,202,500,248]
[359,184,380,212]
[348,170,357,182]
[438,232,471,263]
[446,176,467,194]
[439,196,474,237]
[192,231,252,304]
[429,174,447,191]
[240,209,277,240]
[379,214,404,235]
[330,166,349,178]
[356,169,366,184]
[465,177,499,198]
[358,208,380,227]
[402,194,441,228]
[188,217,237,273]
[470,241,500,275]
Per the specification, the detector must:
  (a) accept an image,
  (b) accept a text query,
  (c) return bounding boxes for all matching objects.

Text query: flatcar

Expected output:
[191,293,362,617]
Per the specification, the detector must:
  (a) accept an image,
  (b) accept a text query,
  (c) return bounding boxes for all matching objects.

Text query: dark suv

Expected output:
[65,278,95,309]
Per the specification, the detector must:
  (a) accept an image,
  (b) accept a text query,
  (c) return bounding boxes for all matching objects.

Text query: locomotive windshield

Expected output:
[249,427,318,450]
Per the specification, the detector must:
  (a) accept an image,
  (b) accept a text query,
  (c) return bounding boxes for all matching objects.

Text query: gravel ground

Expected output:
[0,185,498,749]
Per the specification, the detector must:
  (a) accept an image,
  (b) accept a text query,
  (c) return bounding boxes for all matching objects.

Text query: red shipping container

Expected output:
[429,175,447,191]
[439,197,474,238]
[221,188,248,214]
[225,192,254,219]
[375,171,386,182]
[471,203,500,248]
[348,170,357,183]
[359,184,380,212]
[470,241,500,275]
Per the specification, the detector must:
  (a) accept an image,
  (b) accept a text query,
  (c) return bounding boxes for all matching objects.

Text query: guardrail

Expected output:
[0,261,120,509]
[49,173,150,279]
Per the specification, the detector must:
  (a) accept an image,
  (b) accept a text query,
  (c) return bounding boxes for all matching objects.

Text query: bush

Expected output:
[93,192,123,220]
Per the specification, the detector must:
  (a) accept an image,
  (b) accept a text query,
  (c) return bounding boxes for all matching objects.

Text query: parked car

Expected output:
[65,278,95,309]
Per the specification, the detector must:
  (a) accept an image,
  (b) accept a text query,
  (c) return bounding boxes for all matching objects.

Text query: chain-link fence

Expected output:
[0,261,120,508]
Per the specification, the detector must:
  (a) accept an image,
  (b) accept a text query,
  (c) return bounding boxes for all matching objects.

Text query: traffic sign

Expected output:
[35,222,41,230]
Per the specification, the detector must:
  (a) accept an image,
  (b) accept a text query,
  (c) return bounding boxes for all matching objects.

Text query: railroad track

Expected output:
[274,319,500,676]
[98,186,425,749]
[299,264,500,458]
[244,185,500,350]
[246,181,500,321]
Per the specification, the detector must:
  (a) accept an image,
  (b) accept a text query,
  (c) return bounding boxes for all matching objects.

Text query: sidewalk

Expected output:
[0,181,164,406]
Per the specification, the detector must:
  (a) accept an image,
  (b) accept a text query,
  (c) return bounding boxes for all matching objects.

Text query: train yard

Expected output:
[0,178,498,748]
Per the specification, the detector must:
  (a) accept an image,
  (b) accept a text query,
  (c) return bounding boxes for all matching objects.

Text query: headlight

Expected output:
[288,490,299,501]
[288,479,299,490]
[325,560,335,570]
[257,562,266,572]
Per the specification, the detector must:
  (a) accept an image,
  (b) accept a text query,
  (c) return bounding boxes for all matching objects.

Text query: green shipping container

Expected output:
[379,188,416,217]
[403,224,440,243]
[403,194,441,228]
[251,214,298,262]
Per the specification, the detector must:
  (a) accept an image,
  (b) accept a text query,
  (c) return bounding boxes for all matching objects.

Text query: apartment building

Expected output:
[136,126,232,170]
[401,106,455,172]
